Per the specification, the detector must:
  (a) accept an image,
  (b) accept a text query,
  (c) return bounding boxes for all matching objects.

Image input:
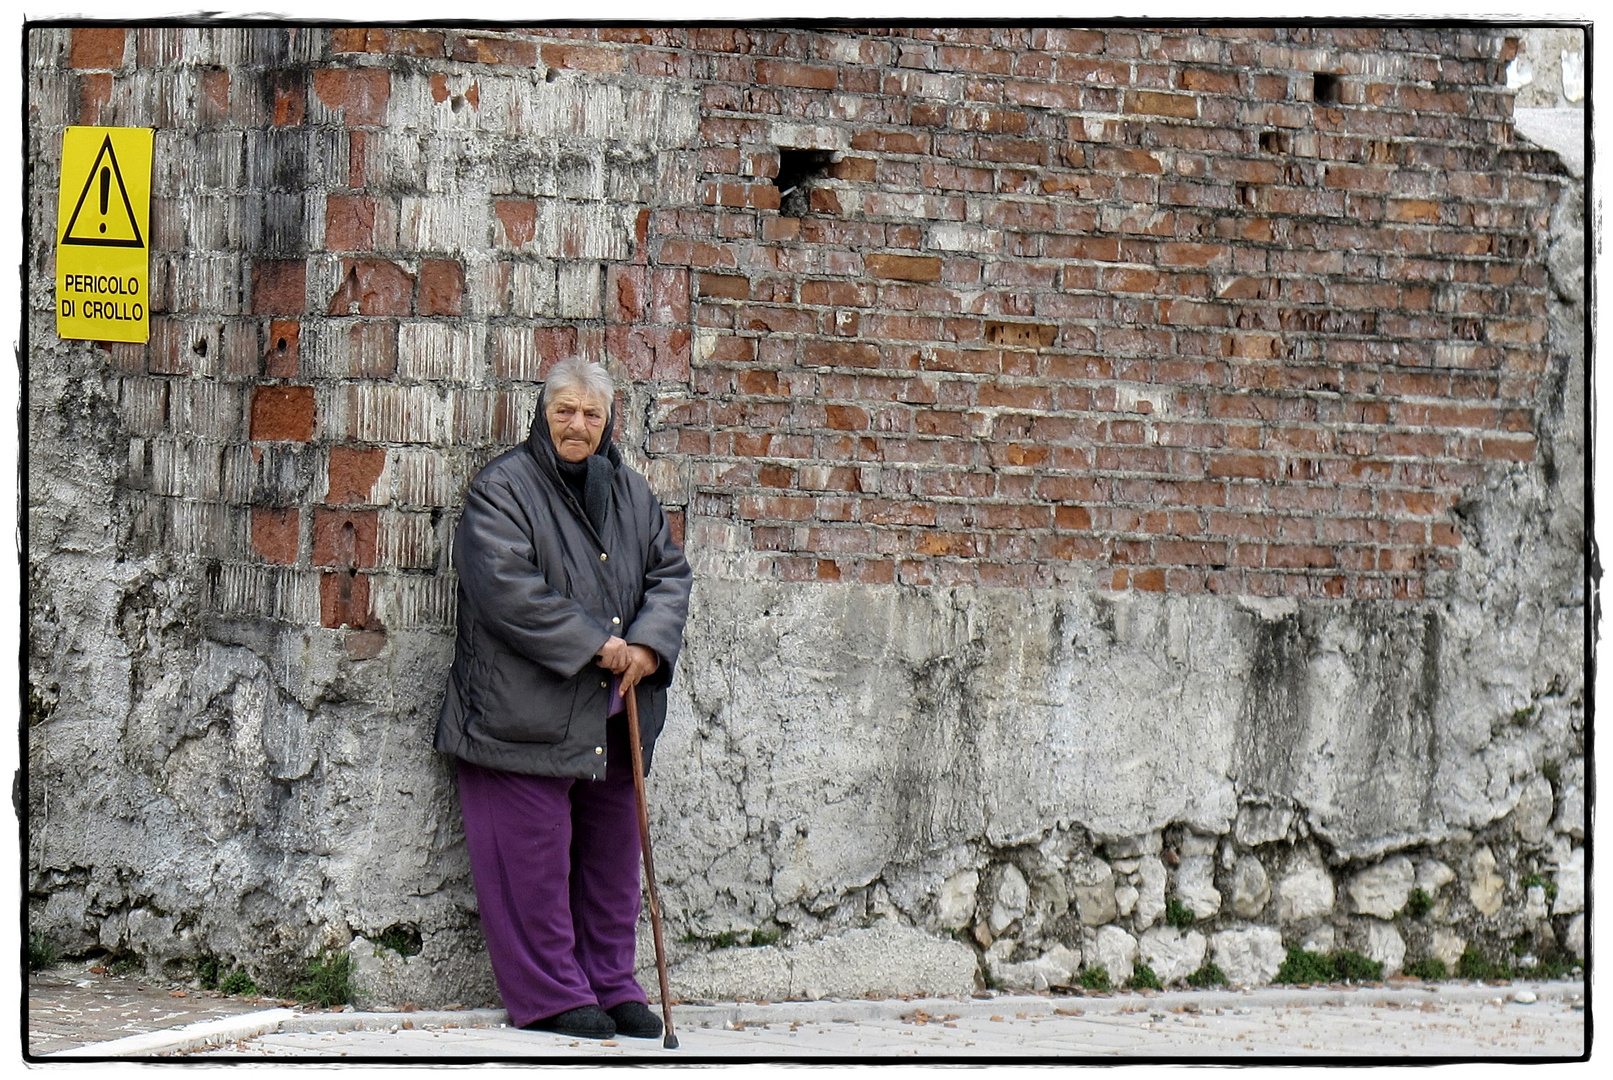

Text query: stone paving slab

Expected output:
[61,981,1580,1060]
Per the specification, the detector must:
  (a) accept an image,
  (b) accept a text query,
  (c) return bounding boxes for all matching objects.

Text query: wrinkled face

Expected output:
[546,388,610,463]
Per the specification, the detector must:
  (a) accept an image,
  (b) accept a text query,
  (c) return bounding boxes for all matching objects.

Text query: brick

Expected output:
[606,265,647,322]
[251,260,307,316]
[328,259,414,317]
[320,570,373,629]
[312,67,391,126]
[738,495,816,521]
[642,267,688,325]
[1126,90,1198,118]
[803,340,881,368]
[313,508,379,568]
[493,199,537,249]
[865,254,943,282]
[325,195,376,252]
[825,404,870,430]
[265,320,300,378]
[1132,568,1167,591]
[698,273,750,300]
[452,33,539,67]
[1387,198,1442,224]
[540,43,623,72]
[73,70,108,124]
[387,29,446,57]
[1481,436,1535,462]
[328,445,386,505]
[333,28,387,53]
[250,385,316,442]
[416,259,465,317]
[1178,66,1241,94]
[271,71,305,126]
[756,60,837,89]
[70,28,125,69]
[251,507,300,564]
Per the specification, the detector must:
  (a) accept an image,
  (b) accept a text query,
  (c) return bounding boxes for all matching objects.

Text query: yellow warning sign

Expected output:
[56,126,153,343]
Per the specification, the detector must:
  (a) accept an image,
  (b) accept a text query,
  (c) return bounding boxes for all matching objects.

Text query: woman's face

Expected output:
[546,388,609,463]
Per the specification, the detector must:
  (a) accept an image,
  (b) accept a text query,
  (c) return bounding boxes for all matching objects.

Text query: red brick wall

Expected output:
[645,26,1553,597]
[42,25,1559,637]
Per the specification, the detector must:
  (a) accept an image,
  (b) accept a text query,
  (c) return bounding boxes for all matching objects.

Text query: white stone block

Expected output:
[1361,919,1405,976]
[1301,925,1335,954]
[1552,847,1583,914]
[1230,855,1270,918]
[936,869,978,930]
[1174,855,1221,918]
[1069,855,1116,927]
[1512,776,1555,844]
[1134,856,1167,929]
[987,942,1080,993]
[1467,846,1504,917]
[1348,855,1415,918]
[1092,925,1137,986]
[1138,926,1207,985]
[1562,915,1584,959]
[1431,930,1467,969]
[989,864,1028,935]
[1278,864,1335,922]
[1210,926,1286,988]
[1415,858,1455,894]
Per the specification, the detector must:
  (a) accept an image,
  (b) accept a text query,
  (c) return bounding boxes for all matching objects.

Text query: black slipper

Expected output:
[522,1004,615,1039]
[607,1000,663,1039]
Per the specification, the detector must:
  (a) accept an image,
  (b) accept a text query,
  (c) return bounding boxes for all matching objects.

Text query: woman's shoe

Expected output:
[523,1005,616,1039]
[606,1000,663,1038]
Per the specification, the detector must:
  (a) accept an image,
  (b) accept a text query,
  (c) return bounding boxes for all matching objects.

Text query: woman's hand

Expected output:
[596,635,632,673]
[620,644,659,691]
[597,637,660,689]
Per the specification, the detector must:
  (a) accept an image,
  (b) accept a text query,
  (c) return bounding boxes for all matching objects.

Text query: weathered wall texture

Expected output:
[28,24,1584,1005]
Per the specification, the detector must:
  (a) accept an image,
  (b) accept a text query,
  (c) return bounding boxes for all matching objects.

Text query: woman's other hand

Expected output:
[598,637,659,688]
[596,635,632,673]
[620,644,659,690]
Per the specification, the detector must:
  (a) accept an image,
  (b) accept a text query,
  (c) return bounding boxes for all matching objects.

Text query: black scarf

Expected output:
[529,385,620,537]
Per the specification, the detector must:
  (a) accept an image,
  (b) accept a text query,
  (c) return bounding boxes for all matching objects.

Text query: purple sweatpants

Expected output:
[456,714,646,1027]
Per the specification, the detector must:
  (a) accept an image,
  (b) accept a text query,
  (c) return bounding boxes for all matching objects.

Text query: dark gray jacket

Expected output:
[435,408,692,779]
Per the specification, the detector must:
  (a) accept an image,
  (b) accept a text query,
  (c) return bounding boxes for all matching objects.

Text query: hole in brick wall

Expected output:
[276,336,289,352]
[192,338,208,357]
[774,148,835,218]
[1312,72,1342,104]
[1259,130,1289,154]
[545,67,559,83]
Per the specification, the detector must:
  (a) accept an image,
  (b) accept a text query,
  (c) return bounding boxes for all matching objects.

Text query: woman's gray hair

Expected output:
[544,356,615,409]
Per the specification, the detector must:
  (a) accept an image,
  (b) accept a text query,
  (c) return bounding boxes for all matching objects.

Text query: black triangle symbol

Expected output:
[61,134,145,249]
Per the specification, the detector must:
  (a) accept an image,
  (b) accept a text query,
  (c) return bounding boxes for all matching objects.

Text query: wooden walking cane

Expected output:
[624,683,678,1049]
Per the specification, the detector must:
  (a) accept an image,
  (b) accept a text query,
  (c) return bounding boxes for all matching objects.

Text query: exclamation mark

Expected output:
[98,167,109,233]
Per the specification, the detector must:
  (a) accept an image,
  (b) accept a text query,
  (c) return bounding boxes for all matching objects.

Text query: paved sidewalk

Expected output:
[27,965,276,1056]
[38,980,1586,1060]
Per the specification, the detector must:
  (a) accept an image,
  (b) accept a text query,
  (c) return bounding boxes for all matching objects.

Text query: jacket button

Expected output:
[601,680,608,688]
[594,747,604,755]
[599,552,609,561]
[612,617,620,625]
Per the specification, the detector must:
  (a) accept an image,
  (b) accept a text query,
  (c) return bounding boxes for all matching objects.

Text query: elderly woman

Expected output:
[435,357,692,1040]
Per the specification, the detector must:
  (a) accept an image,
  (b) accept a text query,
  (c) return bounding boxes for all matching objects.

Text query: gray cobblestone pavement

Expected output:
[30,966,1586,1061]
